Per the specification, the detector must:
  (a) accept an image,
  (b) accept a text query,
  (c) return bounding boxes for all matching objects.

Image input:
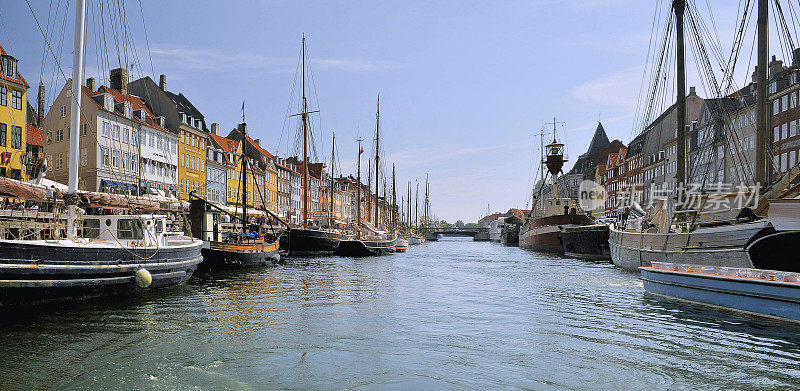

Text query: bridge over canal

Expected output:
[420,227,490,241]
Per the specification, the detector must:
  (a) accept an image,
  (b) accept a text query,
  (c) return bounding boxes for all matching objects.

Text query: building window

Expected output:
[774,100,780,115]
[0,123,6,147]
[11,90,22,110]
[0,86,6,106]
[101,148,109,167]
[10,126,21,149]
[102,121,110,137]
[56,153,63,170]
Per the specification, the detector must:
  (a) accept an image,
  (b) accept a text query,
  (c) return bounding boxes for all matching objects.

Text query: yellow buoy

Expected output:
[135,268,152,288]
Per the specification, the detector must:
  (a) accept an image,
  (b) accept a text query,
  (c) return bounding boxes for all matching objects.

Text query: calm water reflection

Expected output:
[2,237,800,389]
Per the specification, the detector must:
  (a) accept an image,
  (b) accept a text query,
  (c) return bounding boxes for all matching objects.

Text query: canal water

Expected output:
[2,237,800,389]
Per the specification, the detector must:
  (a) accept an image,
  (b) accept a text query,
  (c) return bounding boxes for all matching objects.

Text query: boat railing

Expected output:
[650,262,800,283]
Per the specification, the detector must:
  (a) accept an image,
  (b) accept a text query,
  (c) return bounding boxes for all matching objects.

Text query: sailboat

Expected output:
[0,0,202,307]
[336,97,396,257]
[279,36,347,256]
[607,0,799,272]
[188,121,281,270]
[520,120,593,252]
[635,0,800,323]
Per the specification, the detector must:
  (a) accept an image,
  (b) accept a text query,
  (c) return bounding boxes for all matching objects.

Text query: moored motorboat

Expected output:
[394,237,408,252]
[408,236,423,245]
[640,262,800,323]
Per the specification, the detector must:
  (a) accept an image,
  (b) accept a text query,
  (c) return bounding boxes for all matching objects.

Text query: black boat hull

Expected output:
[280,228,346,256]
[335,240,394,257]
[199,242,280,271]
[561,224,611,261]
[501,225,520,246]
[0,240,202,308]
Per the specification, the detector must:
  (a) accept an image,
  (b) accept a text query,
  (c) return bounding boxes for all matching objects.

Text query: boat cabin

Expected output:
[79,214,172,247]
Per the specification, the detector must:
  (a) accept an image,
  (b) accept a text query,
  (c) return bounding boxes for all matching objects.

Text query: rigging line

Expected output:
[38,0,57,83]
[632,0,664,139]
[136,0,155,79]
[774,0,797,56]
[723,0,753,93]
[786,1,800,49]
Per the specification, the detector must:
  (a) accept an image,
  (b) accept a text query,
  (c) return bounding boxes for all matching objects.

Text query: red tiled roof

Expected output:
[26,124,43,147]
[81,85,167,132]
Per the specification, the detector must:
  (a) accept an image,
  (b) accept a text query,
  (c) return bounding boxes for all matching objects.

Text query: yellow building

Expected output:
[178,123,206,200]
[0,44,29,180]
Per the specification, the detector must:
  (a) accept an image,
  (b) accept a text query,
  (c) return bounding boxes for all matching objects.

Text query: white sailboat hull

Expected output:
[609,221,769,272]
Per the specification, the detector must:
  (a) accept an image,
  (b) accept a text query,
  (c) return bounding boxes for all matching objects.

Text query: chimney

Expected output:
[793,48,800,66]
[254,138,261,146]
[211,122,219,135]
[110,67,128,94]
[752,66,758,84]
[86,77,96,91]
[36,82,45,126]
[688,86,696,96]
[159,74,167,91]
[769,55,784,78]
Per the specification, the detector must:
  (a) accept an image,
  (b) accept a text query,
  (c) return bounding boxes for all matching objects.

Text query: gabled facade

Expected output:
[0,43,30,180]
[129,74,207,200]
[43,71,175,195]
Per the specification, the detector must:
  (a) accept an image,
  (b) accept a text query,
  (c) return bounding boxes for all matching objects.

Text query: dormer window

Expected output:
[181,113,187,124]
[1,55,17,78]
[186,115,192,125]
[134,109,146,121]
[123,101,132,118]
[195,119,202,129]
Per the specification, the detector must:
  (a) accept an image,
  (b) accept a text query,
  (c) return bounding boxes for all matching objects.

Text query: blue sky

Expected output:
[0,0,771,221]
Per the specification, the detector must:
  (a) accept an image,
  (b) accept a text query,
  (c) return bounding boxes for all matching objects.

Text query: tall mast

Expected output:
[424,174,429,226]
[674,0,687,200]
[356,137,363,239]
[374,95,380,226]
[755,0,769,188]
[392,164,396,230]
[407,182,411,229]
[301,35,310,228]
[67,0,87,239]
[329,132,335,224]
[240,123,248,235]
[367,159,372,223]
[415,181,419,228]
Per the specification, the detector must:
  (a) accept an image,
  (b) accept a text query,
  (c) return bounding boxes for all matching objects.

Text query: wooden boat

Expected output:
[640,262,800,323]
[189,118,283,270]
[189,198,282,271]
[561,223,611,260]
